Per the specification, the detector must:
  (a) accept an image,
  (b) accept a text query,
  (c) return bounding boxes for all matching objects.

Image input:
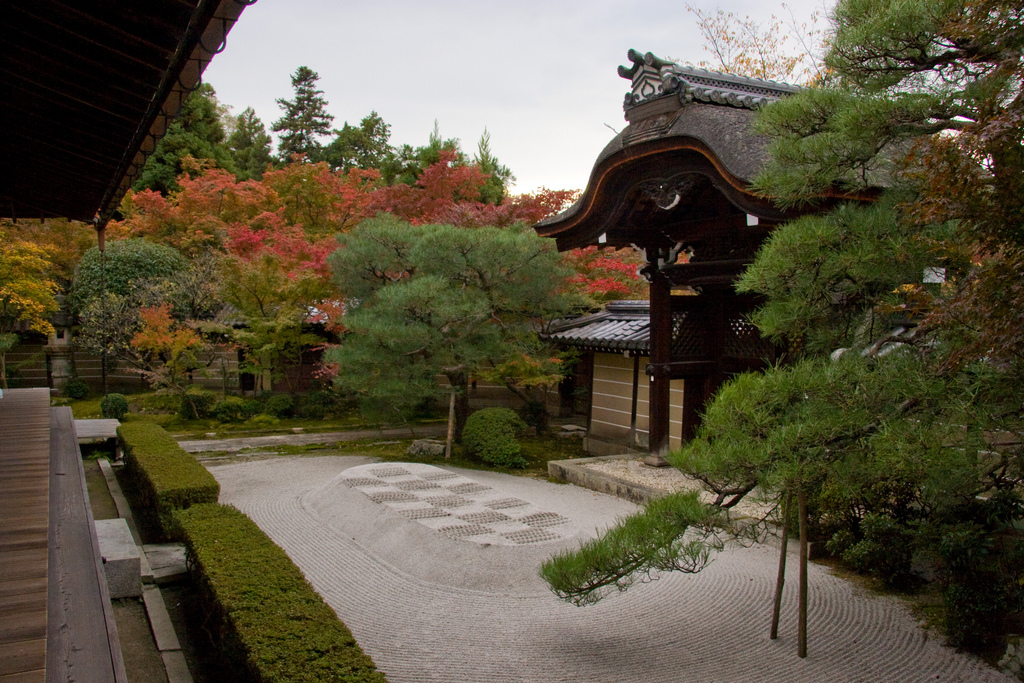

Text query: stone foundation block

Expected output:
[95,518,141,598]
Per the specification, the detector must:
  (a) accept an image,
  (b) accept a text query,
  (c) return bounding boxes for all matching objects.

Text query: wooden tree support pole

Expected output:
[770,490,792,640]
[445,390,455,459]
[798,487,809,658]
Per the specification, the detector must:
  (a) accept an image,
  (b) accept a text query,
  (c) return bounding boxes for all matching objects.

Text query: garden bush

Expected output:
[176,503,387,683]
[462,407,528,468]
[937,494,1024,649]
[213,397,245,423]
[63,377,90,399]
[117,422,220,540]
[136,392,180,412]
[178,387,216,420]
[296,401,326,419]
[265,393,294,418]
[836,514,916,588]
[297,390,338,419]
[240,399,264,419]
[100,393,129,420]
[245,414,279,429]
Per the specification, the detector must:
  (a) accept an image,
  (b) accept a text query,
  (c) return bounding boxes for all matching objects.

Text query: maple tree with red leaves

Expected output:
[113,157,378,254]
[561,246,647,304]
[369,150,579,228]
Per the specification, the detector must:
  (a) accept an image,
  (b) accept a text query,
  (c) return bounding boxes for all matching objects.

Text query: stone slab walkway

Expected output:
[210,456,1011,683]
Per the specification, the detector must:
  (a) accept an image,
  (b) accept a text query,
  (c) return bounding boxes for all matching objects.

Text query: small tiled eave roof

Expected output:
[545,300,650,353]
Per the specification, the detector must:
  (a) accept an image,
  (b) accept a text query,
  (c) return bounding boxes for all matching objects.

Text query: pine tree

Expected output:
[328,216,572,438]
[541,0,1024,656]
[381,120,464,186]
[273,66,334,163]
[322,111,394,173]
[474,128,515,205]
[133,83,236,194]
[228,107,274,180]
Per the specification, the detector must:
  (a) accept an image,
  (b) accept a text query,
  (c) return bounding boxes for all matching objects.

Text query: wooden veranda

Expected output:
[1,2,250,678]
[0,389,127,682]
[537,51,817,458]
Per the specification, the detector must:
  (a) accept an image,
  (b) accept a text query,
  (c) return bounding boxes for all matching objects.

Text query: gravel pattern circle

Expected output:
[211,456,1012,683]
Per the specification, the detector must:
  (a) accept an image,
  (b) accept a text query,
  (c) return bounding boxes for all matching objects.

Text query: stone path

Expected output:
[210,456,1012,683]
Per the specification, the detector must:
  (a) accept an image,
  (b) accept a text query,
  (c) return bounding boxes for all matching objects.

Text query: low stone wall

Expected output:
[547,454,667,505]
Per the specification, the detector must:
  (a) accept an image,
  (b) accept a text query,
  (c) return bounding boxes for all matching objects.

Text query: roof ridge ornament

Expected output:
[619,49,801,113]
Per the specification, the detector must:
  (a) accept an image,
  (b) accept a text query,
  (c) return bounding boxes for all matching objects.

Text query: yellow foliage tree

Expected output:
[686,3,826,84]
[0,228,58,389]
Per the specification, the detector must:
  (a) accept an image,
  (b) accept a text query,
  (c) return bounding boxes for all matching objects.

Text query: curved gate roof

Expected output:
[536,50,804,251]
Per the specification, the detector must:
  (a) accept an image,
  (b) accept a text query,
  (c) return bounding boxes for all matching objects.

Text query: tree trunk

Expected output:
[445,391,455,459]
[446,370,469,441]
[532,400,550,436]
[0,351,7,391]
[770,490,792,640]
[798,488,809,658]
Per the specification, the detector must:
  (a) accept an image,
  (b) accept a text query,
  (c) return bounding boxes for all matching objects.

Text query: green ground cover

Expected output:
[55,390,443,437]
[201,433,587,480]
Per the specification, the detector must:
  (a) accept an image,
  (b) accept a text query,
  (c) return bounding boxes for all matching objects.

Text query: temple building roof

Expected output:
[1,0,248,225]
[536,50,804,252]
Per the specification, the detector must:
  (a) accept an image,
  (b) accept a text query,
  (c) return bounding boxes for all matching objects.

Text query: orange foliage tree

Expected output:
[112,157,378,254]
[131,303,208,395]
[686,3,826,84]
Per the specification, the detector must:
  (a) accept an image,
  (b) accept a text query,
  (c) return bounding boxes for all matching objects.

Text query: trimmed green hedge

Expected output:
[117,422,220,539]
[176,504,387,683]
[462,407,528,468]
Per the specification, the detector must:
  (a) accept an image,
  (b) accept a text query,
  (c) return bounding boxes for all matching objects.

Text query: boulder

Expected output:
[407,439,447,457]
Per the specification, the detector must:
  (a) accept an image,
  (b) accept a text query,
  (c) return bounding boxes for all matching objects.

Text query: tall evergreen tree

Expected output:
[474,128,515,205]
[381,120,464,186]
[133,83,236,194]
[322,111,394,173]
[273,66,334,163]
[228,107,274,180]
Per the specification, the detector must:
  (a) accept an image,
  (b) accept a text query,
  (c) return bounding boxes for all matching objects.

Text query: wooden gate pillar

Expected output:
[646,270,672,464]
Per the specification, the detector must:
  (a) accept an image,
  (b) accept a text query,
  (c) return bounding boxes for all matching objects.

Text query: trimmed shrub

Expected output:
[265,394,294,418]
[245,414,279,429]
[178,387,216,420]
[212,397,245,423]
[296,401,326,419]
[296,391,337,419]
[117,422,220,540]
[299,393,342,419]
[100,393,129,420]
[71,238,187,311]
[137,392,180,412]
[63,377,90,400]
[176,504,387,683]
[239,399,263,419]
[462,407,528,468]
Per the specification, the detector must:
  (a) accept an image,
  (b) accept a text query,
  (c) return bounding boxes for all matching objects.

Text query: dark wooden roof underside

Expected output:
[534,102,800,254]
[0,0,248,225]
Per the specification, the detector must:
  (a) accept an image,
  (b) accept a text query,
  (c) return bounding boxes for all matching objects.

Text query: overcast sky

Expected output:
[203,0,830,194]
